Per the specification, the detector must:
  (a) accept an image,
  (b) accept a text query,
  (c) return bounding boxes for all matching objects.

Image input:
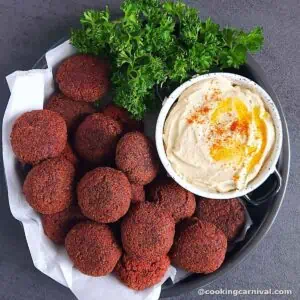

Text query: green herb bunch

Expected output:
[71,0,264,119]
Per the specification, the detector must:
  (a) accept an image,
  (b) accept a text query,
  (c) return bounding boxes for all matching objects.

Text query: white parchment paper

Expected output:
[2,40,176,300]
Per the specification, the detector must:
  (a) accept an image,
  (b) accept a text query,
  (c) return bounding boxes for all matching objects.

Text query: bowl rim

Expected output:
[155,72,283,199]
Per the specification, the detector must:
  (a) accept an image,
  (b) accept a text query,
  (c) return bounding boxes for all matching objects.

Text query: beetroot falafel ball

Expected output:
[56,54,109,102]
[74,113,123,164]
[170,219,227,274]
[65,221,122,276]
[77,167,131,223]
[116,132,159,185]
[102,104,144,133]
[148,178,196,223]
[115,254,170,290]
[121,202,175,259]
[131,184,145,204]
[23,158,75,214]
[42,206,86,244]
[10,110,67,164]
[45,92,96,131]
[59,142,79,166]
[195,198,246,241]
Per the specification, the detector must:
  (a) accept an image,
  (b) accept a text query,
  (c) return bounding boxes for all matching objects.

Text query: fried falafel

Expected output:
[65,221,122,276]
[148,178,196,223]
[195,198,246,241]
[115,254,170,290]
[131,184,145,204]
[11,110,67,164]
[121,202,175,259]
[23,157,75,214]
[102,104,143,133]
[77,167,131,223]
[45,92,95,131]
[56,54,109,102]
[170,219,227,274]
[42,205,86,244]
[74,113,123,164]
[116,132,159,185]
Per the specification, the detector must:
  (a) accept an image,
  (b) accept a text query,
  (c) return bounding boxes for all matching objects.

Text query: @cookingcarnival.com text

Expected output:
[197,288,292,296]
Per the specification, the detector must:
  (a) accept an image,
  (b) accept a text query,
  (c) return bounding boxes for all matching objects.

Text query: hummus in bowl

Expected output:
[156,73,283,199]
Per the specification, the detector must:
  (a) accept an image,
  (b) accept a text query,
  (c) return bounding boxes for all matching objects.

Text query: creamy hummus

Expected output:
[163,76,275,193]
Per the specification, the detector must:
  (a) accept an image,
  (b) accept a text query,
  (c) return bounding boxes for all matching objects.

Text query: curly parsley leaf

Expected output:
[71,0,264,119]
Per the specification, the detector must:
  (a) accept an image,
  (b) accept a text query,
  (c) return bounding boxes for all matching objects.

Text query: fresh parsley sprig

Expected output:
[71,0,264,119]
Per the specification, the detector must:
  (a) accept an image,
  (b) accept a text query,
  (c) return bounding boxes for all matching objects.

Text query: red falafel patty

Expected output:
[102,104,144,133]
[115,254,170,290]
[148,178,196,223]
[195,198,246,241]
[77,167,131,223]
[42,206,86,244]
[56,54,109,102]
[11,110,67,164]
[170,219,227,274]
[131,184,145,204]
[59,142,79,166]
[23,158,75,214]
[74,113,123,164]
[116,132,159,185]
[65,221,122,276]
[121,202,175,259]
[45,92,96,131]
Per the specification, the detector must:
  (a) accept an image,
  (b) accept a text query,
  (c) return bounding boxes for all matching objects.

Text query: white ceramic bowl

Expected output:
[156,73,283,199]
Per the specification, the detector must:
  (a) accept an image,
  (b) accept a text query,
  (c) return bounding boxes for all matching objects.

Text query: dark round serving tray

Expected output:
[33,39,290,298]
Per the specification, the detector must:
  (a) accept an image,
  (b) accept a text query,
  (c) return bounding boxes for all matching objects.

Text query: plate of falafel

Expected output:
[3,1,290,299]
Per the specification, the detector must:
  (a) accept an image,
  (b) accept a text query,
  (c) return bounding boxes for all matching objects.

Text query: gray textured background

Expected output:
[0,0,299,299]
